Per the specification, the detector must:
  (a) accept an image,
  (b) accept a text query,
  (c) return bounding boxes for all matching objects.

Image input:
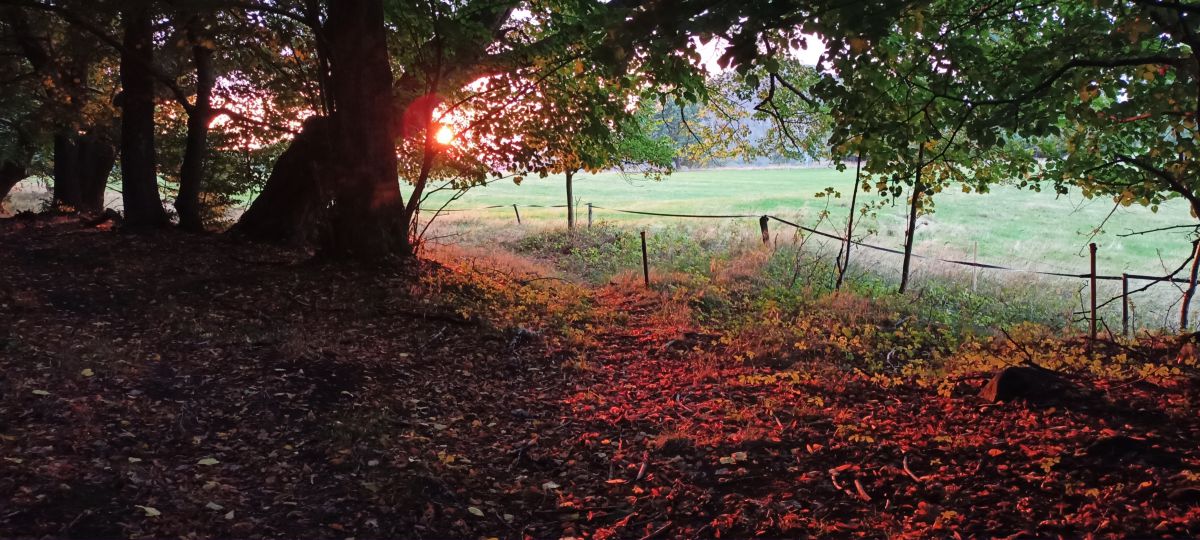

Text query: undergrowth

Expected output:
[507,223,1197,383]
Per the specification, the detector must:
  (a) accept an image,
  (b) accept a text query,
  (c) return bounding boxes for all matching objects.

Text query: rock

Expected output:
[979,366,1070,403]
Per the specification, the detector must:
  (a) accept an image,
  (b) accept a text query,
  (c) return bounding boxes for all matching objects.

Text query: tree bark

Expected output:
[0,160,29,207]
[77,132,117,213]
[565,169,575,230]
[53,133,82,209]
[321,0,405,257]
[119,2,168,228]
[836,151,864,291]
[1182,239,1200,329]
[176,17,216,232]
[236,0,406,257]
[899,143,925,295]
[231,116,333,243]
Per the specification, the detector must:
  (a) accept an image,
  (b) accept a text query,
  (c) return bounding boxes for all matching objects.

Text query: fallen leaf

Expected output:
[80,368,94,377]
[136,505,162,517]
[197,457,220,466]
[467,506,485,517]
[31,389,49,396]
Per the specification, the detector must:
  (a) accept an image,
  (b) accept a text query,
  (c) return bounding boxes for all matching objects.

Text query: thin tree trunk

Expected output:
[119,2,168,228]
[565,169,575,230]
[1182,239,1200,329]
[176,17,215,232]
[53,133,82,209]
[899,143,925,294]
[835,150,864,290]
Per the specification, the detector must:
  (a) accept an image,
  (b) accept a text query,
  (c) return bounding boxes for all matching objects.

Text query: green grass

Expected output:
[413,167,1196,276]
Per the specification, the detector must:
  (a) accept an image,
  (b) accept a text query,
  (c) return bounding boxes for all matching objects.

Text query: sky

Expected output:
[695,35,826,73]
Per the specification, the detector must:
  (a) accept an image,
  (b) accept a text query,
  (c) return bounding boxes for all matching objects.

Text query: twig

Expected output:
[902,454,927,483]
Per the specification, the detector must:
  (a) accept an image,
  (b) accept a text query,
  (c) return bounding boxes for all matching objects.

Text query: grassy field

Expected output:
[415,167,1196,276]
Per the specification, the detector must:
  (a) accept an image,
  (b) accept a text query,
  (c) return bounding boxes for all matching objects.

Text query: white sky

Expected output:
[695,34,825,73]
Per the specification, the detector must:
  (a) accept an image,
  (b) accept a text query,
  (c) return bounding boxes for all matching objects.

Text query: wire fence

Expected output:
[420,202,1200,335]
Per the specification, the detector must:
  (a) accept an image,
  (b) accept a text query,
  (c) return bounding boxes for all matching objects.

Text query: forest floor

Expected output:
[3,214,1200,539]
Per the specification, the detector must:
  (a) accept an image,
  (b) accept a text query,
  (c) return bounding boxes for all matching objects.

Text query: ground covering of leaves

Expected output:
[3,215,1200,539]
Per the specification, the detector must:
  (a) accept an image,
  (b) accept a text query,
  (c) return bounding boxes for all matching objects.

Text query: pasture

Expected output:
[417,167,1200,330]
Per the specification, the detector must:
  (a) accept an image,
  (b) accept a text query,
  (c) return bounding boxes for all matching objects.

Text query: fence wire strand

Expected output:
[419,202,1195,285]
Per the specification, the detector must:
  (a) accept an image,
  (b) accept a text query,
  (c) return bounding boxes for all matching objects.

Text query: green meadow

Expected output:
[414,167,1196,277]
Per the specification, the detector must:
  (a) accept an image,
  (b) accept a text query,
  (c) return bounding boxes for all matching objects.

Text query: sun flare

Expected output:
[435,124,454,145]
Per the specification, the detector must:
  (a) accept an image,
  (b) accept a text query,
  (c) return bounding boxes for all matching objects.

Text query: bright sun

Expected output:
[435,125,454,145]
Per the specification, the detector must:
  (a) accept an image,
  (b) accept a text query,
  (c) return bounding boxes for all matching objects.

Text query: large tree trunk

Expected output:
[231,116,333,243]
[53,133,82,209]
[176,17,215,232]
[119,3,168,228]
[322,0,405,257]
[0,160,29,207]
[53,131,116,213]
[235,0,406,257]
[77,132,116,213]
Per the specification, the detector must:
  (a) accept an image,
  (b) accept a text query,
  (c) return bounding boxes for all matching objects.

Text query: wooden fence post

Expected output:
[512,204,521,225]
[587,203,593,228]
[1090,242,1098,341]
[759,215,770,244]
[640,230,650,288]
[1122,273,1130,339]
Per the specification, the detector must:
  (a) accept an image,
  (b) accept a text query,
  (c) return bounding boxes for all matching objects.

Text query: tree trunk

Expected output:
[835,151,864,291]
[899,143,925,294]
[77,132,116,213]
[232,116,333,243]
[119,2,168,228]
[1182,239,1200,329]
[322,0,405,257]
[53,133,82,209]
[235,0,405,257]
[566,169,575,230]
[176,17,216,233]
[0,160,29,207]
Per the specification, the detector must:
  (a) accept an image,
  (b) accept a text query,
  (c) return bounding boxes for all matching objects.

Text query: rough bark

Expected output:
[0,160,29,206]
[118,3,168,228]
[176,17,216,232]
[321,0,405,257]
[237,0,405,257]
[231,116,333,243]
[53,133,82,209]
[77,132,116,213]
